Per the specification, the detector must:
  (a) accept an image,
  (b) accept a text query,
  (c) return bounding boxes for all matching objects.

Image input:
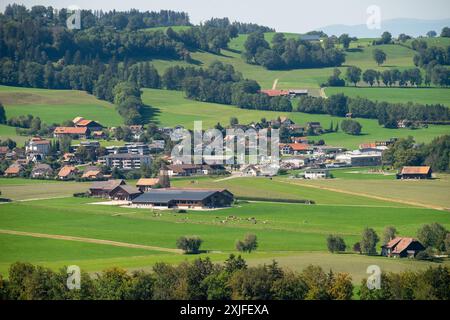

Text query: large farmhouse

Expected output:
[397,166,432,179]
[381,237,425,258]
[132,189,234,209]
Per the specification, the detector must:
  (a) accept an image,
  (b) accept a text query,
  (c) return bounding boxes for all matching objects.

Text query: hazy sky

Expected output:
[2,0,450,32]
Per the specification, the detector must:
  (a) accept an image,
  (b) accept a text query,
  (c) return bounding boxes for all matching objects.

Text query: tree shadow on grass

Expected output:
[140,103,161,125]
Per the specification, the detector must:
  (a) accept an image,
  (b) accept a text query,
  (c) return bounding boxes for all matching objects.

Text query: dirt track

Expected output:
[0,229,183,254]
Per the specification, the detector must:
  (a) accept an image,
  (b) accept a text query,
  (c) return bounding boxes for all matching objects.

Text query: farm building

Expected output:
[304,169,330,179]
[109,185,142,201]
[54,127,89,139]
[397,166,432,180]
[73,117,103,131]
[132,189,234,209]
[89,179,126,198]
[136,178,160,192]
[381,237,425,258]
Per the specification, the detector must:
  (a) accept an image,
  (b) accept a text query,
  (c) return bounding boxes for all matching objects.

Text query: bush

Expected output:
[326,235,346,253]
[236,234,258,253]
[73,192,90,198]
[341,119,362,135]
[176,236,203,254]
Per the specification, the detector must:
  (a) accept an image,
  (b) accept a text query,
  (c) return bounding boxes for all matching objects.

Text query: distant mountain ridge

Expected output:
[318,18,450,38]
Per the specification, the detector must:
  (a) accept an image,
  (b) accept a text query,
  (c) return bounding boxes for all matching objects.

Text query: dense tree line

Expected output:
[243,32,345,70]
[382,135,450,172]
[297,94,449,127]
[1,257,448,300]
[325,66,440,87]
[162,62,293,111]
[0,256,354,300]
[410,39,450,87]
[3,4,190,30]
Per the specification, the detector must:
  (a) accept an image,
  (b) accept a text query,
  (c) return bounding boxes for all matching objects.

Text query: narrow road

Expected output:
[0,229,183,254]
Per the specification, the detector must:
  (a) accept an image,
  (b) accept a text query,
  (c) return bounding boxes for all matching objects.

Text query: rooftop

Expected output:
[401,166,431,175]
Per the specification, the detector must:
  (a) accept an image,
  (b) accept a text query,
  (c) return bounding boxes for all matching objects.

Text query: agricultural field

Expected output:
[0,85,122,127]
[1,177,449,280]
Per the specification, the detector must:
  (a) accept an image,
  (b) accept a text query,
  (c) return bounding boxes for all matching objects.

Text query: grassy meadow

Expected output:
[0,85,122,127]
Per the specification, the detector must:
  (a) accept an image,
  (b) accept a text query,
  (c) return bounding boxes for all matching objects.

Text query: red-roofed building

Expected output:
[397,166,432,180]
[280,143,312,155]
[381,237,425,258]
[260,89,290,97]
[54,127,89,139]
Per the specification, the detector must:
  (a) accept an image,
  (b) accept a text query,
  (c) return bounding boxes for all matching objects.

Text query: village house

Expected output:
[241,164,261,177]
[81,169,104,180]
[54,127,89,139]
[396,166,432,180]
[129,125,144,140]
[132,188,234,209]
[358,143,388,153]
[30,163,53,178]
[280,157,305,170]
[62,153,77,164]
[306,122,323,134]
[89,179,126,198]
[4,164,22,177]
[57,165,78,180]
[25,137,50,156]
[280,143,313,156]
[381,237,425,258]
[0,146,9,159]
[304,168,330,179]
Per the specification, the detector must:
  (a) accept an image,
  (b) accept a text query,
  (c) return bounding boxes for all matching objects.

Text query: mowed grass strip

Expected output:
[0,179,91,201]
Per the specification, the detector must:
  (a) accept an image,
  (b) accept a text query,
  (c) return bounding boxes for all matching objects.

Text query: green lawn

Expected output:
[325,86,450,105]
[0,85,122,127]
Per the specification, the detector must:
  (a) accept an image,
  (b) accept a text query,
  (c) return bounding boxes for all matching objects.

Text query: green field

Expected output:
[1,175,449,280]
[0,85,122,127]
[325,86,450,105]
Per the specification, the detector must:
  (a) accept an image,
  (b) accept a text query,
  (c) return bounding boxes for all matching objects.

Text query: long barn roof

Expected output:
[133,189,228,204]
